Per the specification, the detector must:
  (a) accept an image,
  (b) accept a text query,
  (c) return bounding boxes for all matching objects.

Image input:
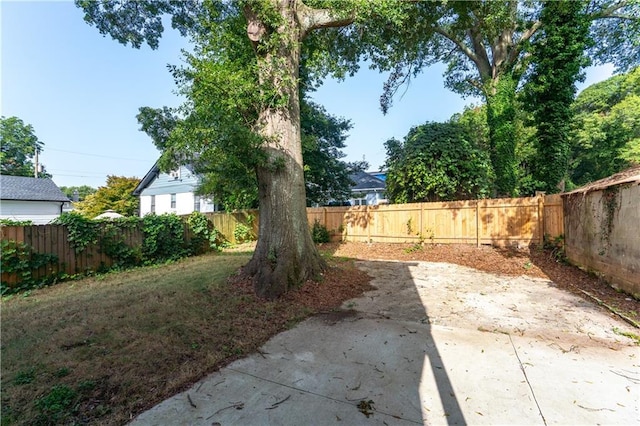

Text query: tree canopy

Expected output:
[376,0,639,195]
[73,176,140,218]
[0,116,49,178]
[59,185,98,202]
[569,66,640,186]
[384,121,493,203]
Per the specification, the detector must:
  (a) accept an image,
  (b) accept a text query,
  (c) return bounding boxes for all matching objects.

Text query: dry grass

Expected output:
[0,250,372,425]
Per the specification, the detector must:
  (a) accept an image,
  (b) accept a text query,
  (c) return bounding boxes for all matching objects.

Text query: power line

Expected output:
[46,147,153,162]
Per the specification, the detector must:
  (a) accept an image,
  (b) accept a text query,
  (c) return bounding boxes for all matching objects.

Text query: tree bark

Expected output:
[242,0,335,299]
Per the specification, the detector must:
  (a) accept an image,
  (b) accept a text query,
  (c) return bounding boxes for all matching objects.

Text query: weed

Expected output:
[13,368,36,385]
[613,327,640,345]
[77,380,96,393]
[404,243,423,253]
[55,367,71,378]
[311,220,331,244]
[543,234,567,263]
[35,385,78,423]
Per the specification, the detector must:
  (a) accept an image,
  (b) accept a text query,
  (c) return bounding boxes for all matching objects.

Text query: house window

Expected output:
[171,193,176,209]
[150,195,156,213]
[353,198,367,206]
[194,195,201,212]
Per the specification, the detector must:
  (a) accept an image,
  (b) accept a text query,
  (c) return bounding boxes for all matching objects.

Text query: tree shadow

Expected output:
[346,259,467,424]
[319,243,467,424]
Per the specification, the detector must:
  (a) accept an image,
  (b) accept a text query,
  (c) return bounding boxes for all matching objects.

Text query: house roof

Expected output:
[350,171,386,192]
[132,161,160,196]
[132,161,197,196]
[0,175,70,202]
[563,166,640,196]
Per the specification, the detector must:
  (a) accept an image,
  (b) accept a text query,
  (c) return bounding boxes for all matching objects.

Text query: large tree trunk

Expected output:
[242,1,327,299]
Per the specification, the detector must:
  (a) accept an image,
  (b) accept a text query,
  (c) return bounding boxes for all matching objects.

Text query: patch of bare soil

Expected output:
[319,242,639,326]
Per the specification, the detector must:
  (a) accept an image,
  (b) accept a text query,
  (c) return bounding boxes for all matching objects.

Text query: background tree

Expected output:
[384,121,493,203]
[378,0,639,196]
[569,66,640,186]
[0,116,50,178]
[74,176,140,218]
[138,98,360,210]
[59,185,97,202]
[526,0,592,193]
[76,0,413,298]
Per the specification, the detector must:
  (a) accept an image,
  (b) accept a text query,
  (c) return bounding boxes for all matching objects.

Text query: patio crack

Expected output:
[508,334,547,426]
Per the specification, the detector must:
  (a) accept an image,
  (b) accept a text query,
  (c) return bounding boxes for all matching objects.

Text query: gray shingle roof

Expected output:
[0,175,70,202]
[350,171,386,191]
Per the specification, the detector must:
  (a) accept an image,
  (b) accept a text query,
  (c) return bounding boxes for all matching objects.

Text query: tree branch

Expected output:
[297,3,354,37]
[434,27,480,65]
[588,0,628,19]
[506,20,542,69]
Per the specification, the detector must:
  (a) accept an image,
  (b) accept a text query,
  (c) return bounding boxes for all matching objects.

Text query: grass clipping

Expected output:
[1,252,372,425]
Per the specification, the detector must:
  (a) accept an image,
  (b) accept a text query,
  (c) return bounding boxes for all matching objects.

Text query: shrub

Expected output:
[1,240,58,295]
[187,211,225,253]
[233,214,256,244]
[311,220,330,244]
[0,218,34,226]
[141,214,188,263]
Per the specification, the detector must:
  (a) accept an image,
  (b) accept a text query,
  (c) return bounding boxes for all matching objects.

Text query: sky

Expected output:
[1,1,615,189]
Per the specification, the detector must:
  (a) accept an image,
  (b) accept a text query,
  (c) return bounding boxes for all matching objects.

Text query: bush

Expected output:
[233,214,256,244]
[0,218,34,226]
[311,220,330,244]
[1,240,58,295]
[141,214,188,263]
[187,211,225,253]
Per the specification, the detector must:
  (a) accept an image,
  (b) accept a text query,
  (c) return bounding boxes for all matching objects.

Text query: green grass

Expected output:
[0,251,321,425]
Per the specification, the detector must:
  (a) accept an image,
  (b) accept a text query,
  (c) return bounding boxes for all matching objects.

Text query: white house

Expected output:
[349,171,387,206]
[132,162,216,217]
[0,175,70,224]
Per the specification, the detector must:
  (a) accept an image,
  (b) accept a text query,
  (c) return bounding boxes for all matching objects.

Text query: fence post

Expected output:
[419,203,424,239]
[476,200,480,247]
[323,207,327,228]
[538,195,545,245]
[366,205,371,243]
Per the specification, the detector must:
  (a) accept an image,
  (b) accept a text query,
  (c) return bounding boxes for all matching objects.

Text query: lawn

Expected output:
[0,250,371,425]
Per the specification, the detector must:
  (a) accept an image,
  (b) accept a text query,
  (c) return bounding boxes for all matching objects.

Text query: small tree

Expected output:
[74,176,140,218]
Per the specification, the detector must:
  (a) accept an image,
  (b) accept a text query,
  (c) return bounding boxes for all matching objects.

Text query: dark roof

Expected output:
[0,175,70,202]
[350,171,386,192]
[132,161,160,196]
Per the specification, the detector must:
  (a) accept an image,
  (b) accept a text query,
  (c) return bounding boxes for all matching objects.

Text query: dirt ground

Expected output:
[317,242,640,327]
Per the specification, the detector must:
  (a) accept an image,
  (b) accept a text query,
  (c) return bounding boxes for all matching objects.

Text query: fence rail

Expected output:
[1,195,563,287]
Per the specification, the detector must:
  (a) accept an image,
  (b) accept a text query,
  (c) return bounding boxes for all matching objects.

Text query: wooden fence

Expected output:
[307,194,563,246]
[1,195,564,287]
[199,194,563,246]
[1,224,144,286]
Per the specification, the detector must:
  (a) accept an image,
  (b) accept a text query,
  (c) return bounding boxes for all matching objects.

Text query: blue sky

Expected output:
[2,1,614,189]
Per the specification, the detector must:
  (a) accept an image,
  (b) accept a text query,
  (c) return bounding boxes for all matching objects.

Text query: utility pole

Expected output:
[34,147,39,178]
